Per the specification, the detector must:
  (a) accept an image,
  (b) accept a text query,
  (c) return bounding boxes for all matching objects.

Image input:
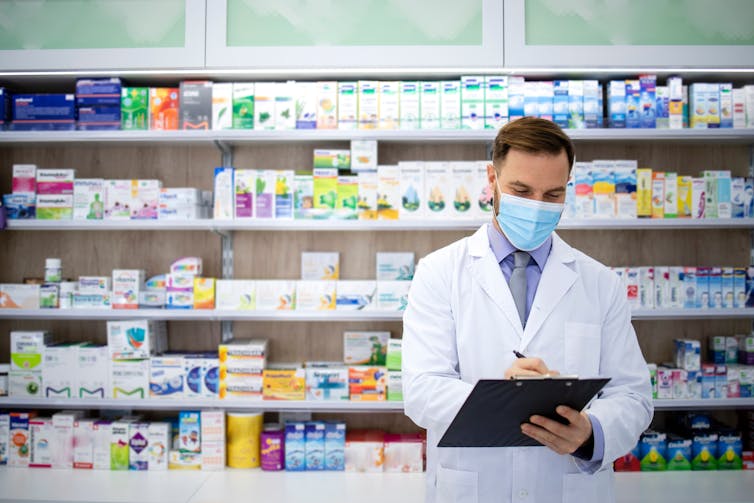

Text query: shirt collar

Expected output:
[487,223,551,272]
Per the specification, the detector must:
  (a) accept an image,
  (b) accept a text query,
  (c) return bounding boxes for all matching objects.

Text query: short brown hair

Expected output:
[492,117,575,171]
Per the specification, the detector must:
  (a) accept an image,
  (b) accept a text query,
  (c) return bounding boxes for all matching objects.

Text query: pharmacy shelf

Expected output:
[654,398,754,410]
[1,397,751,413]
[0,308,751,321]
[6,218,754,232]
[0,309,405,322]
[630,308,754,320]
[1,128,754,145]
[0,469,753,503]
[0,397,404,413]
[5,220,215,231]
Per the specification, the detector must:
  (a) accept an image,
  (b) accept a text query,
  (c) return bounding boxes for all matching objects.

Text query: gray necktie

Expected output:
[509,251,530,327]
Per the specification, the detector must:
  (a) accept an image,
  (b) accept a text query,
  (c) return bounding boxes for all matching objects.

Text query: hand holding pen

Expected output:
[505,350,560,379]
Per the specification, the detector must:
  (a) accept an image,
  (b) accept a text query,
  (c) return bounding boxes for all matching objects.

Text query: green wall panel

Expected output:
[0,0,185,50]
[525,0,754,46]
[226,0,483,47]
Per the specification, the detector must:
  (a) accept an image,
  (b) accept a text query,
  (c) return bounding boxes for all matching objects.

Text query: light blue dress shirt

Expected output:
[487,224,605,464]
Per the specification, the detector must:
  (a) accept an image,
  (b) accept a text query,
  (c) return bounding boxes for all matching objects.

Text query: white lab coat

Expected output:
[402,225,653,503]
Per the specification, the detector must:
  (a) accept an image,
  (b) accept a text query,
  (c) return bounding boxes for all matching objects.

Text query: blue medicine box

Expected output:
[3,194,36,219]
[77,106,121,130]
[76,78,122,106]
[11,94,76,130]
[0,87,8,128]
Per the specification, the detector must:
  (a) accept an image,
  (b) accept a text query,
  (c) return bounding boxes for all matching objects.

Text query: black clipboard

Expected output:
[438,377,611,447]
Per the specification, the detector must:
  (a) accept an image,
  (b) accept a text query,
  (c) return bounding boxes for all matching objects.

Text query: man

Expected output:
[402,117,653,503]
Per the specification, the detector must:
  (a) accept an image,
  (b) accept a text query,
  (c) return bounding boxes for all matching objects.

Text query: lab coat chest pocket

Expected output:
[564,322,601,376]
[436,466,478,503]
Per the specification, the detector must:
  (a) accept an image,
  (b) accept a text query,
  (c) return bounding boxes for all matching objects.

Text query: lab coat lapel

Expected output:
[466,225,524,339]
[520,233,577,351]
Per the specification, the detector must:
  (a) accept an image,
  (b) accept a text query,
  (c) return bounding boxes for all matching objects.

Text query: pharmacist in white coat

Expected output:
[403,117,653,503]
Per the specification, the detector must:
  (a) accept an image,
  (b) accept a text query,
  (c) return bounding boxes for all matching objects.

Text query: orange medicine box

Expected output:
[149,88,179,130]
[348,366,386,401]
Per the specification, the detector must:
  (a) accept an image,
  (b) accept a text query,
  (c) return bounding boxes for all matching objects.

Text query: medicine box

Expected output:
[10,331,51,371]
[460,76,485,129]
[255,280,296,310]
[29,417,53,468]
[344,331,389,366]
[73,419,96,469]
[335,280,376,311]
[316,81,338,129]
[149,356,185,399]
[301,252,340,280]
[216,280,256,310]
[262,366,306,400]
[12,164,36,194]
[305,363,349,401]
[420,81,440,130]
[121,87,148,130]
[147,422,170,471]
[387,371,403,401]
[149,88,179,130]
[193,277,215,309]
[350,139,378,173]
[399,81,420,130]
[76,78,121,106]
[345,430,385,472]
[440,80,461,129]
[213,167,235,220]
[52,411,84,469]
[295,281,336,311]
[324,422,346,471]
[285,423,306,471]
[232,82,255,129]
[43,343,80,398]
[78,345,109,399]
[357,81,378,130]
[3,194,36,219]
[112,269,144,310]
[178,411,201,454]
[73,179,105,220]
[378,81,399,130]
[348,366,387,401]
[376,281,411,311]
[12,94,76,130]
[107,320,152,360]
[179,81,212,130]
[485,76,509,130]
[0,284,40,310]
[109,359,149,399]
[36,195,73,220]
[384,434,424,473]
[337,82,358,130]
[305,421,326,471]
[9,412,34,468]
[275,81,296,130]
[398,161,425,219]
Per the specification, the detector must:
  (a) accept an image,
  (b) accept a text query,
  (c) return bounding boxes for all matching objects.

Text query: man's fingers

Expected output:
[521,424,570,455]
[515,357,550,375]
[504,368,544,379]
[555,405,581,423]
[529,414,570,438]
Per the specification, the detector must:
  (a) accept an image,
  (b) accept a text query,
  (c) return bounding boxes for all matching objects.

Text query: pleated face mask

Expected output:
[494,189,564,251]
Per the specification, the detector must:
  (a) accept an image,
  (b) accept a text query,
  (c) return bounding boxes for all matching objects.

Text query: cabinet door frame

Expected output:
[0,0,206,72]
[205,0,503,71]
[504,0,754,68]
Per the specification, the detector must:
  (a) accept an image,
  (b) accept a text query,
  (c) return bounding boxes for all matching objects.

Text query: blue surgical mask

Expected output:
[494,186,564,251]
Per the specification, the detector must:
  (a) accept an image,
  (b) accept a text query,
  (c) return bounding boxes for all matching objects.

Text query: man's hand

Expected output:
[520,406,593,456]
[504,357,560,379]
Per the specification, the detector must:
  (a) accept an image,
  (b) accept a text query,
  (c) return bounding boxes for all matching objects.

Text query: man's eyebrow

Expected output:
[508,180,566,192]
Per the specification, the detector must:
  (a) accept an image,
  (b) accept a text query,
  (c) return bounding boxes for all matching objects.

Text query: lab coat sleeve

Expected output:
[578,271,654,473]
[402,254,474,435]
